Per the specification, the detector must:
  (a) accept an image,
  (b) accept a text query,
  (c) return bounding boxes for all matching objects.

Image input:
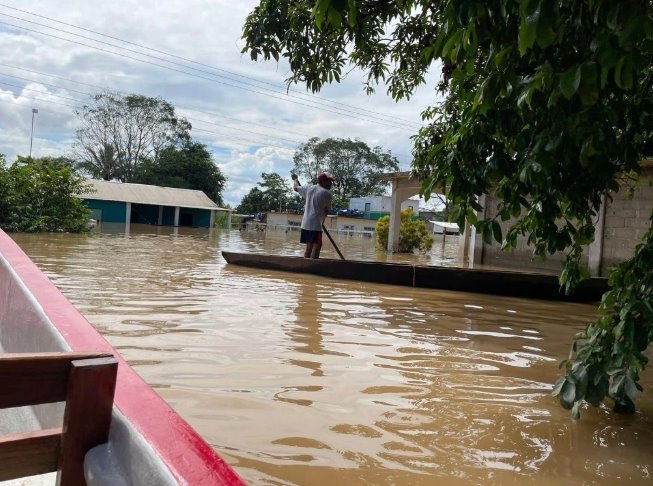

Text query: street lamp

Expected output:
[29,108,38,158]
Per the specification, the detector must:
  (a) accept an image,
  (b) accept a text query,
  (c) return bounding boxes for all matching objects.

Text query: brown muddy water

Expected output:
[9,225,653,485]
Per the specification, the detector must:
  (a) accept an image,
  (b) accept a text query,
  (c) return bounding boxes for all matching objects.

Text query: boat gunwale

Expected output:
[221,250,608,303]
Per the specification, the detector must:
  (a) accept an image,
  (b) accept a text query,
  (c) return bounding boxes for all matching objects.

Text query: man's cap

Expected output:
[317,172,336,183]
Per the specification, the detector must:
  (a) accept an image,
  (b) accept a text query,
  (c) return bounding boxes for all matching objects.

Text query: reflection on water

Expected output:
[9,225,653,485]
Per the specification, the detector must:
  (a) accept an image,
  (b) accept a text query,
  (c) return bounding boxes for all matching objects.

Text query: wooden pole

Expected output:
[322,224,345,260]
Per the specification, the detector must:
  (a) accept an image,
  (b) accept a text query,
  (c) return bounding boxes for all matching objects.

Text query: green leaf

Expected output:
[609,373,625,396]
[536,19,556,48]
[614,57,625,88]
[442,30,463,60]
[585,375,608,406]
[327,7,342,29]
[492,220,502,243]
[560,66,581,99]
[624,375,640,402]
[519,21,537,55]
[482,222,494,245]
[560,379,576,409]
[494,46,512,69]
[551,375,566,396]
[347,0,357,27]
[579,63,599,105]
[606,5,621,30]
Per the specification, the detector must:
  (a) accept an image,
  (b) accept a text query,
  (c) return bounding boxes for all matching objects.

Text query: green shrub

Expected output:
[376,208,433,253]
[0,156,92,233]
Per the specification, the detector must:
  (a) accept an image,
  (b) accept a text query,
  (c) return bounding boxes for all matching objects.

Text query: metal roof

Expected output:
[429,221,460,230]
[82,180,230,211]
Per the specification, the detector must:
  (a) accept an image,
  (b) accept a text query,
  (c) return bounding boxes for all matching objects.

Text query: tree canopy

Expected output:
[242,1,653,417]
[0,155,91,232]
[132,141,227,206]
[293,137,399,208]
[237,172,300,213]
[73,91,191,182]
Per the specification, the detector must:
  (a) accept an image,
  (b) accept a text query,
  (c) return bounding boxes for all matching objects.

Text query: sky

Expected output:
[0,0,442,207]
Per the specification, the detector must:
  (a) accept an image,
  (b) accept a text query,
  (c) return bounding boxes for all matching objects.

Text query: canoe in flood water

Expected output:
[0,229,245,485]
[221,250,608,302]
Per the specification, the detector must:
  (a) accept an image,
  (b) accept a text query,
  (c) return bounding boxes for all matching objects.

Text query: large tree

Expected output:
[237,172,299,213]
[73,91,192,182]
[132,141,227,206]
[293,137,399,208]
[242,1,653,417]
[0,156,91,232]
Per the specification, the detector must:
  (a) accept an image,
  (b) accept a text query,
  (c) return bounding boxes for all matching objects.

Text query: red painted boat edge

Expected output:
[0,231,245,486]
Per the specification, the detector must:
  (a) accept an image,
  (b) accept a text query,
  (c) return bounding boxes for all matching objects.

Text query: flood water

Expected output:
[9,225,653,485]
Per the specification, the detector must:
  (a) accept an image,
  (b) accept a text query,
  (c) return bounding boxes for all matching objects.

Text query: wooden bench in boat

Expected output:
[0,352,118,485]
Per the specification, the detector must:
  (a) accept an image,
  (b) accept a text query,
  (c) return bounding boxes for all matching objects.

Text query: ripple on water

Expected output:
[10,227,653,486]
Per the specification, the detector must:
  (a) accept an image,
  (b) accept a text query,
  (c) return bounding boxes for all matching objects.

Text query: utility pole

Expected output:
[29,108,38,158]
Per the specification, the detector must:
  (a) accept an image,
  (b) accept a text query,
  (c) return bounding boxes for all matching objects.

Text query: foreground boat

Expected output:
[222,251,608,302]
[0,229,245,485]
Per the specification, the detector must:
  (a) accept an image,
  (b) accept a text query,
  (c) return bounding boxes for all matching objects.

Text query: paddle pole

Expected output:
[322,223,345,260]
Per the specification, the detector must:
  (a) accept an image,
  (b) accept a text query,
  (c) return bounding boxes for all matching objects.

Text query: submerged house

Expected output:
[381,165,653,276]
[81,180,230,228]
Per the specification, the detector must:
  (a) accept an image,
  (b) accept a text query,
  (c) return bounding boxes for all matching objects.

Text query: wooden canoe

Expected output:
[221,251,609,302]
[0,230,245,486]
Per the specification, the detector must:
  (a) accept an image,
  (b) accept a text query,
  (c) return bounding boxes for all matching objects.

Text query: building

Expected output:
[348,196,418,220]
[381,165,653,276]
[263,212,378,237]
[81,180,231,229]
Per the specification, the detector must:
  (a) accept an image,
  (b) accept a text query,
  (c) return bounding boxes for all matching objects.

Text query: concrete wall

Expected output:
[349,196,417,214]
[478,195,581,273]
[471,169,652,275]
[84,200,127,223]
[264,212,377,236]
[601,175,653,271]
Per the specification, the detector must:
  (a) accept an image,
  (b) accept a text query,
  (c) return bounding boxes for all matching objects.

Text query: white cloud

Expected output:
[0,0,441,206]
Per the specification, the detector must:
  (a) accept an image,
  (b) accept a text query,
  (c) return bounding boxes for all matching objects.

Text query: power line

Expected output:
[0,85,299,151]
[0,2,424,130]
[0,70,304,146]
[0,62,315,140]
[0,15,421,132]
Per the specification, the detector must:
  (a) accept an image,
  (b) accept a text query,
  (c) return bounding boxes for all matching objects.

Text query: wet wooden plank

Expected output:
[0,352,113,409]
[58,356,118,486]
[0,428,61,481]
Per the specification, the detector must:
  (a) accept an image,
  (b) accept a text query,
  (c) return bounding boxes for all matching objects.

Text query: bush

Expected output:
[376,208,433,253]
[0,156,92,233]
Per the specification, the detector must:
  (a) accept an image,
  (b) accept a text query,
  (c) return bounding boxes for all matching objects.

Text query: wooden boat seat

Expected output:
[0,352,118,485]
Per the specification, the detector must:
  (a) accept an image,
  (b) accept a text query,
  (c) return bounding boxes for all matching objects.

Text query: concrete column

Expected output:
[158,206,163,225]
[469,195,486,268]
[125,202,131,234]
[387,180,402,252]
[588,193,607,277]
[209,210,215,229]
[458,220,471,263]
[227,211,232,230]
[174,207,180,227]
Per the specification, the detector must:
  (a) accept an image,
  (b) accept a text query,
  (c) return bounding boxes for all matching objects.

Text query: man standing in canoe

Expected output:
[292,172,336,259]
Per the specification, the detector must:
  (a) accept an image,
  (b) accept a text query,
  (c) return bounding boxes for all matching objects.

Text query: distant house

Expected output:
[348,196,417,220]
[265,212,377,237]
[80,180,230,228]
[429,221,459,235]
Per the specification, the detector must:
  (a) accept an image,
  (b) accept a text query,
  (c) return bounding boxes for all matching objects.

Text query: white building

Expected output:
[348,196,418,218]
